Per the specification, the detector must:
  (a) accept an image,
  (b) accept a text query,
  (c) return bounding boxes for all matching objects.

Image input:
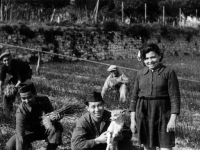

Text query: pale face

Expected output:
[144,51,161,70]
[87,101,104,122]
[20,91,36,107]
[110,70,118,77]
[2,56,12,66]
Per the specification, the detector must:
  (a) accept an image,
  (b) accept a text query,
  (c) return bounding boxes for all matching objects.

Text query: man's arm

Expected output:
[71,118,107,150]
[16,108,26,150]
[101,75,111,98]
[0,80,3,94]
[71,127,96,150]
[0,66,7,93]
[117,73,129,84]
[14,60,32,84]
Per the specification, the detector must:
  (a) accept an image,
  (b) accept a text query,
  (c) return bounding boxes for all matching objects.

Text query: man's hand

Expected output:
[46,125,56,134]
[49,112,62,121]
[94,131,108,144]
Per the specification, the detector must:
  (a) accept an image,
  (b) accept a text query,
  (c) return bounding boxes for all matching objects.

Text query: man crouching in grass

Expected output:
[6,82,63,150]
[71,91,132,150]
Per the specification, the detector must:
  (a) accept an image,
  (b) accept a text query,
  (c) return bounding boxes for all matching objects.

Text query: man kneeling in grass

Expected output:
[6,82,63,150]
[71,91,132,150]
[101,65,129,103]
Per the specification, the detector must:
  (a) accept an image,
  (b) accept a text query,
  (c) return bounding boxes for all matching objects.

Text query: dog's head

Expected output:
[110,110,126,125]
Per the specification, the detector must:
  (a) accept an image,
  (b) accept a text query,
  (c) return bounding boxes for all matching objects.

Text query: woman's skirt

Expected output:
[135,97,175,148]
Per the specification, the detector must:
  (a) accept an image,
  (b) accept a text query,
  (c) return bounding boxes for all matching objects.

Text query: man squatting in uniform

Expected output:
[6,82,63,150]
[71,91,132,150]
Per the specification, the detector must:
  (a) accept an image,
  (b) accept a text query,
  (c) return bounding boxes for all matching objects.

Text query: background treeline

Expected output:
[0,0,200,23]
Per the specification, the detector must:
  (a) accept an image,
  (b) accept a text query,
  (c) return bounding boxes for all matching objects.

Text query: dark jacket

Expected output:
[0,59,32,83]
[129,64,180,114]
[16,95,54,150]
[71,110,111,150]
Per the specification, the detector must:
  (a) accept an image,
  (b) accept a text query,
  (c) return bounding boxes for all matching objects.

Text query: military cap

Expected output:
[18,82,36,94]
[107,65,117,72]
[86,91,104,102]
[0,51,11,61]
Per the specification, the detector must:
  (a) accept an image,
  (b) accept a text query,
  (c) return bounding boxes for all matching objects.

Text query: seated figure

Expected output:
[101,65,129,102]
[6,82,63,150]
[71,91,132,150]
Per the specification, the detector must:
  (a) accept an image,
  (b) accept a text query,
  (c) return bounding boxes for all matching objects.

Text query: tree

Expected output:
[158,0,186,18]
[114,0,161,22]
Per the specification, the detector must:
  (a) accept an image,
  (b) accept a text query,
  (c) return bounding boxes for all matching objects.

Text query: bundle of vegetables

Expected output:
[41,103,84,130]
[3,84,18,112]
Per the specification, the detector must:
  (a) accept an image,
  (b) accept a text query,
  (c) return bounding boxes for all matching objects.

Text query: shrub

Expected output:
[19,24,36,39]
[183,27,199,42]
[125,24,151,42]
[160,25,179,42]
[103,20,120,32]
[2,25,14,34]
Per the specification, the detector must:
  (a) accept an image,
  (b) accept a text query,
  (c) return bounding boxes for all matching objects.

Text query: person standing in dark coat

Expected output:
[6,82,63,150]
[129,43,181,150]
[71,91,132,150]
[0,51,32,94]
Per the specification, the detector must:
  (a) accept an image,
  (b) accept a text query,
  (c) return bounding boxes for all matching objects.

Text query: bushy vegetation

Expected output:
[2,23,199,42]
[0,23,200,64]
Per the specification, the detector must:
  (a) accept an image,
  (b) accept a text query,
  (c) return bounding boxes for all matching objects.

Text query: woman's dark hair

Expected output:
[140,43,164,62]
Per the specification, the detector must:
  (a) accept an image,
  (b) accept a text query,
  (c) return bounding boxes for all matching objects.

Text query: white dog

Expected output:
[106,110,126,150]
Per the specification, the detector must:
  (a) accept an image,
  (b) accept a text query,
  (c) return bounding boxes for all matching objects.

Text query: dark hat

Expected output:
[86,91,103,102]
[0,51,11,60]
[18,83,36,94]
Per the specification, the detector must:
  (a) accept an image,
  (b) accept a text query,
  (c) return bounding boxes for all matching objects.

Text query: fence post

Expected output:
[163,6,165,25]
[196,9,198,18]
[122,2,124,22]
[36,51,41,75]
[94,0,99,23]
[145,3,147,24]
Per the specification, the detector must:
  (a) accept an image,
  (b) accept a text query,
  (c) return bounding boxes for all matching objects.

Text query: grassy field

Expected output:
[0,55,200,150]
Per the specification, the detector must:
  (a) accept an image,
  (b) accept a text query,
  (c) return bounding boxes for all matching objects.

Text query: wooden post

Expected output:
[122,2,124,22]
[179,8,181,22]
[196,9,198,18]
[94,0,99,23]
[163,6,165,25]
[10,3,12,22]
[0,0,2,21]
[50,9,55,22]
[145,3,147,23]
[36,51,41,75]
[85,6,87,21]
